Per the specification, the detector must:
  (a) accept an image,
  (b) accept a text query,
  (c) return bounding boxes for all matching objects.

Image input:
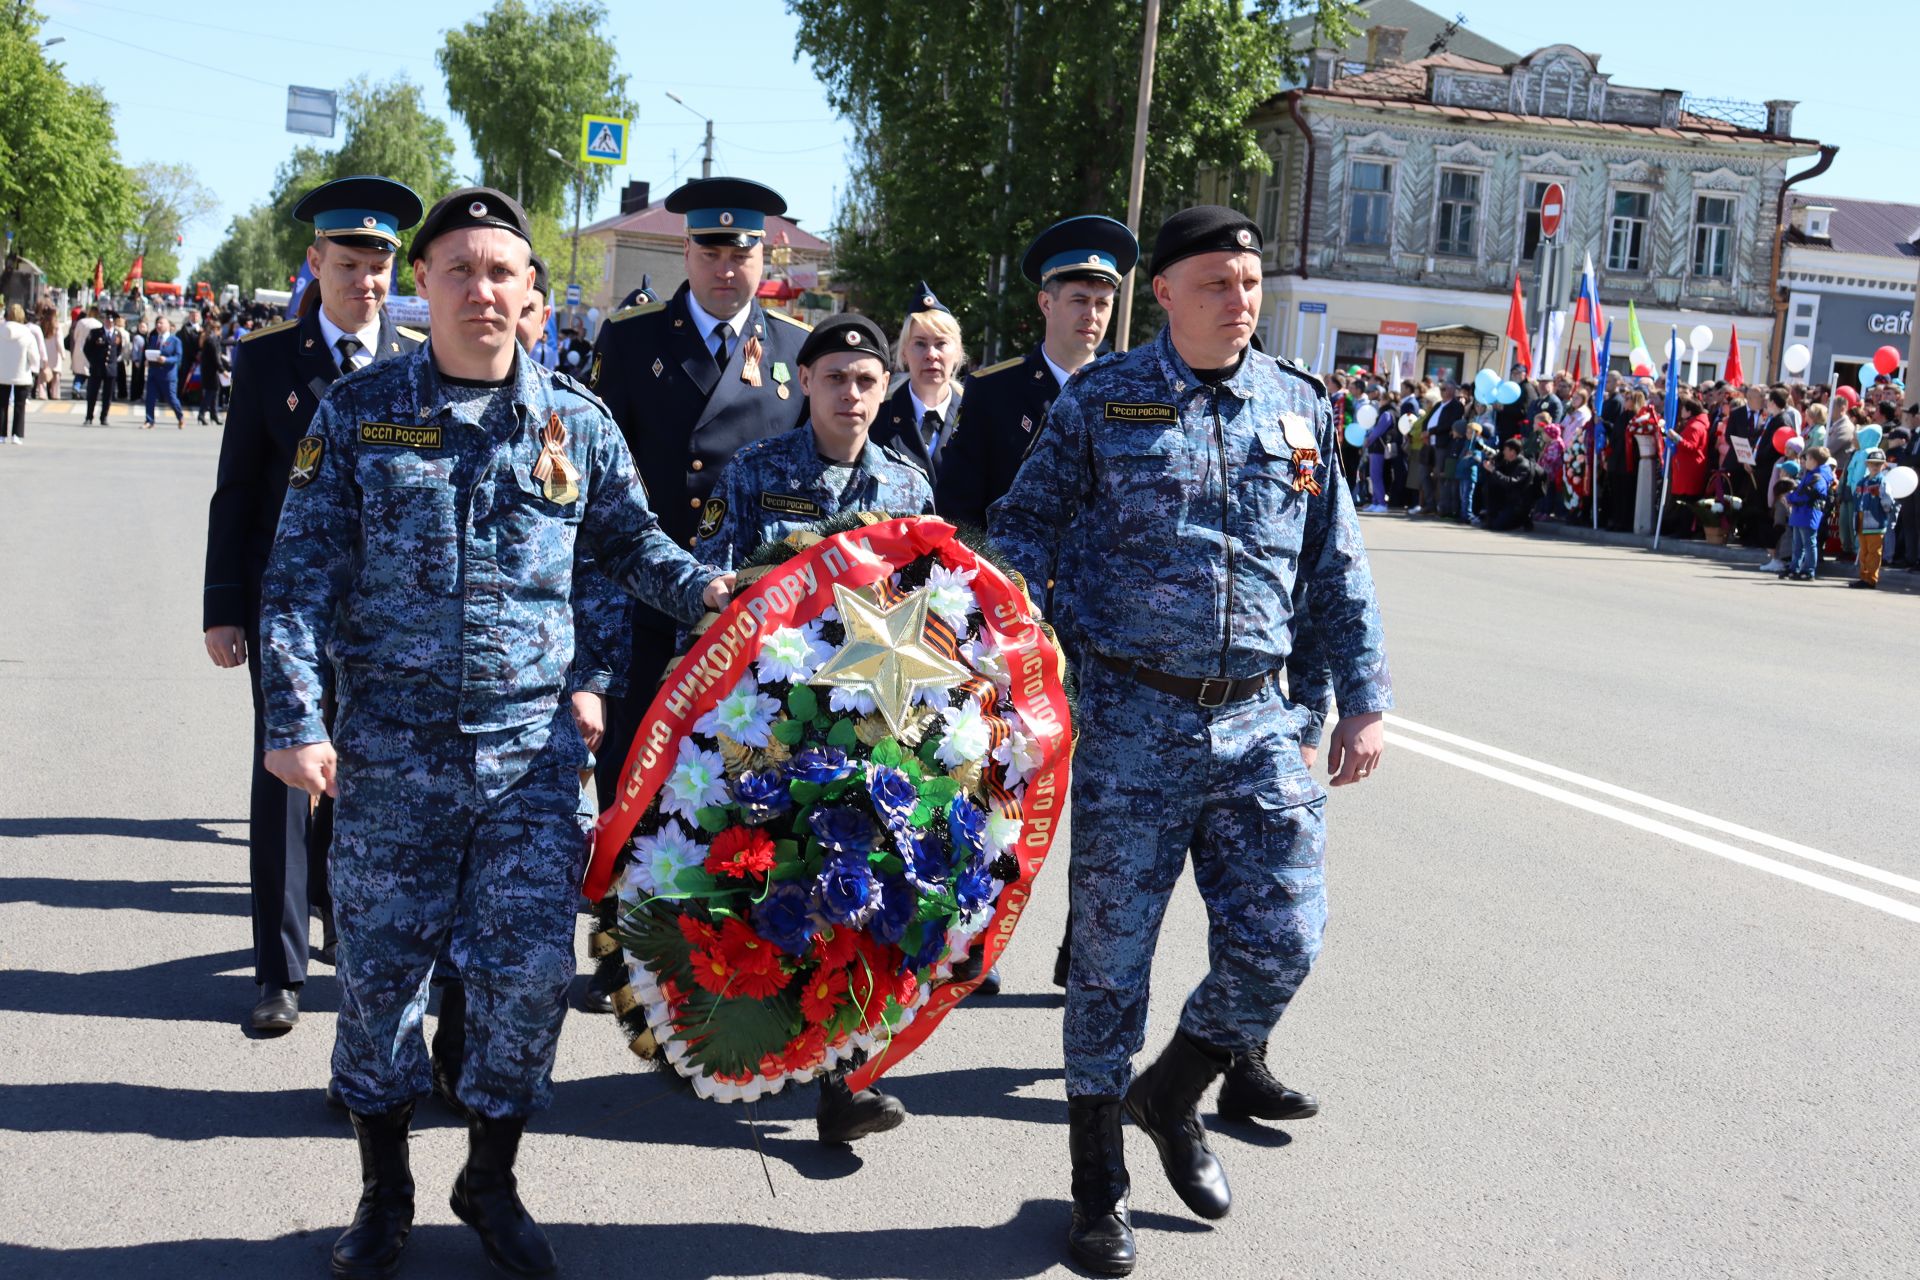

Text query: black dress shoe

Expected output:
[973,965,1002,997]
[1067,1095,1136,1276]
[816,1070,907,1143]
[333,1103,415,1280]
[1216,1042,1320,1122]
[579,983,614,1014]
[450,1115,557,1278]
[251,985,300,1032]
[1124,1030,1232,1220]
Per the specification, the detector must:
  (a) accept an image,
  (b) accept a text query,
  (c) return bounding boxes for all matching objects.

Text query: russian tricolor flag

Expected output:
[1572,253,1606,378]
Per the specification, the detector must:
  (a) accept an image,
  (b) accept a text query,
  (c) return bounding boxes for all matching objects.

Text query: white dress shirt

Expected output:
[316,308,383,373]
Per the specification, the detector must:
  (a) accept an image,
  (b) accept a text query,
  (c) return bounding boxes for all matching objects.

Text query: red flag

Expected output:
[91,258,104,297]
[1724,324,1744,388]
[120,254,145,295]
[1505,275,1533,376]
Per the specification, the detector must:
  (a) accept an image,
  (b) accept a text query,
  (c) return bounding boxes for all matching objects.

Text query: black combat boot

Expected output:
[450,1115,557,1278]
[1053,922,1072,989]
[1123,1030,1232,1220]
[1217,1041,1320,1122]
[1066,1095,1135,1276]
[331,1103,415,1280]
[430,979,468,1117]
[815,1069,907,1143]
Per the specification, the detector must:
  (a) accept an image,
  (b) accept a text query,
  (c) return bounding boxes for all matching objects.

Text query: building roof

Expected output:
[1786,193,1920,259]
[1290,0,1517,67]
[581,201,830,252]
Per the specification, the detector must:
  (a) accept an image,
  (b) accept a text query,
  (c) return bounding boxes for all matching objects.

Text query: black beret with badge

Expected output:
[664,176,787,248]
[409,186,533,261]
[1150,204,1262,277]
[796,313,890,368]
[1020,214,1139,287]
[291,175,424,250]
[529,253,550,300]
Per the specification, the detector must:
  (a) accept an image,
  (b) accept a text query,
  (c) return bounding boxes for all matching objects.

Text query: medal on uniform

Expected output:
[772,360,791,400]
[532,410,581,504]
[740,334,764,387]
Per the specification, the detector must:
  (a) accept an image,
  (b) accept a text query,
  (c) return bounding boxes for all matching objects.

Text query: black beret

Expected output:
[529,254,550,299]
[1150,205,1261,277]
[410,186,532,261]
[797,313,890,368]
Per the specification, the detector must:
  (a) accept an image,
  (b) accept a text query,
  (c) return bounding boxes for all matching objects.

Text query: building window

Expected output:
[1346,161,1393,247]
[1258,171,1283,246]
[1434,169,1480,257]
[1692,195,1734,278]
[1607,190,1651,271]
[1520,179,1557,262]
[1334,330,1377,372]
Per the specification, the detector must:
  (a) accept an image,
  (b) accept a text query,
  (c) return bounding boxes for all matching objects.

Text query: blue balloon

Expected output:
[1859,364,1876,389]
[1474,369,1499,400]
[1344,421,1368,448]
[1496,380,1522,405]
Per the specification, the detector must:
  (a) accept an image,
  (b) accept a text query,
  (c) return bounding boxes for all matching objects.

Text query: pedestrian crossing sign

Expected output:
[581,114,628,166]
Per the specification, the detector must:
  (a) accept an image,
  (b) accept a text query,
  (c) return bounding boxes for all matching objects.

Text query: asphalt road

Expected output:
[2,410,1916,1279]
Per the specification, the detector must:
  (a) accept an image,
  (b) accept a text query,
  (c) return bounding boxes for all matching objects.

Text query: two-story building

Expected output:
[1777,194,1917,388]
[1223,5,1827,387]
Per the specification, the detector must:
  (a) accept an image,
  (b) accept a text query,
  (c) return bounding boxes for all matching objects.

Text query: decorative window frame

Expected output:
[1604,183,1657,276]
[1431,163,1489,262]
[1687,188,1741,284]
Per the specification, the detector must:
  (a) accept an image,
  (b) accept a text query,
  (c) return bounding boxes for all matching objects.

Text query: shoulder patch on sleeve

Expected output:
[395,326,426,342]
[607,300,665,324]
[241,318,297,343]
[968,355,1023,379]
[766,310,813,332]
[696,497,728,540]
[289,435,325,488]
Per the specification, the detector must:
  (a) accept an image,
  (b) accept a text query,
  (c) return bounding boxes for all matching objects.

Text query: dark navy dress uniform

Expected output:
[203,177,424,997]
[936,347,1060,529]
[871,282,959,483]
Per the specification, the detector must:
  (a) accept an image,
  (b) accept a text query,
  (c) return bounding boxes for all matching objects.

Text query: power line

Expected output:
[46,17,283,88]
[49,0,434,62]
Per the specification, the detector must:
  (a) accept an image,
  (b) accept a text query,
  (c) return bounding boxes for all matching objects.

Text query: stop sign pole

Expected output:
[1533,182,1567,376]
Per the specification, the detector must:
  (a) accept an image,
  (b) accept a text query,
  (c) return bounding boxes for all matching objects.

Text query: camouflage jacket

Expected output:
[260,346,719,748]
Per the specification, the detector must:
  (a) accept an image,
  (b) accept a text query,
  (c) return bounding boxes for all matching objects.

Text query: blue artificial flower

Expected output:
[868,876,917,948]
[866,764,919,828]
[948,793,987,857]
[732,768,792,826]
[752,881,818,957]
[906,920,949,972]
[789,747,857,787]
[809,805,877,857]
[896,827,950,896]
[954,857,996,916]
[815,858,879,927]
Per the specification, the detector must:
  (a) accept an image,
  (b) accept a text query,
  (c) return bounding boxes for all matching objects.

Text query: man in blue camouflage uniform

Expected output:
[990,205,1392,1277]
[260,187,733,1280]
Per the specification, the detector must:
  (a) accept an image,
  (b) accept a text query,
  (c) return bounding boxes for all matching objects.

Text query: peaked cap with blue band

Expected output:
[1020,214,1139,287]
[664,176,787,248]
[292,175,424,250]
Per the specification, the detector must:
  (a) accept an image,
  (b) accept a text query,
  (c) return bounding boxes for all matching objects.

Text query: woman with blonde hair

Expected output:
[874,282,965,481]
[0,303,44,442]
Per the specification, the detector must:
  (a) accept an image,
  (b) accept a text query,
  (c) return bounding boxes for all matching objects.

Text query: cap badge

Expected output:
[1235,228,1253,247]
[718,211,735,227]
[362,216,378,229]
[469,200,488,218]
[845,329,861,346]
[1087,254,1101,264]
[922,294,936,307]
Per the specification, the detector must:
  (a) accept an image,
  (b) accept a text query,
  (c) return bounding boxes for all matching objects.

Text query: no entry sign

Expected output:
[1540,183,1566,239]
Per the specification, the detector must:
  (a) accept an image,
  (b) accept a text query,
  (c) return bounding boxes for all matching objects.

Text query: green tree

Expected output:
[0,3,136,296]
[789,0,1355,358]
[438,0,637,221]
[124,162,218,285]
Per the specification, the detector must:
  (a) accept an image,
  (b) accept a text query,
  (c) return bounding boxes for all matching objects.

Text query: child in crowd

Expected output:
[1851,448,1897,589]
[1784,446,1832,580]
[1767,459,1801,573]
[1533,417,1565,520]
[1458,417,1495,524]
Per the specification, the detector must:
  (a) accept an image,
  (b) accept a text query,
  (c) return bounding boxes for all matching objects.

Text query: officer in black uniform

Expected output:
[937,215,1139,529]
[873,281,964,482]
[588,176,809,807]
[202,175,425,1033]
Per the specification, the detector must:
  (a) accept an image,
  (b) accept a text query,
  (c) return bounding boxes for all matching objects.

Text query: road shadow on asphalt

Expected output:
[0,816,245,847]
[0,876,249,916]
[0,1202,1209,1279]
[0,948,341,1026]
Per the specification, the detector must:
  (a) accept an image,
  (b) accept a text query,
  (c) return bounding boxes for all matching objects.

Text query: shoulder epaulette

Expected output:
[766,310,812,332]
[969,355,1023,379]
[550,367,611,414]
[396,326,426,342]
[240,318,297,343]
[1274,355,1327,396]
[607,300,666,324]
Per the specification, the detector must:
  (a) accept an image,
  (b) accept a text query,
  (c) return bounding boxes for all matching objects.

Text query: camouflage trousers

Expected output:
[329,702,592,1118]
[1065,659,1328,1098]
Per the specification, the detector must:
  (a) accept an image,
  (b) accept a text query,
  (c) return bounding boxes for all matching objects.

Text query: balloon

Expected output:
[1344,421,1367,448]
[1496,380,1522,405]
[1836,385,1860,406]
[1689,324,1714,352]
[1629,347,1654,376]
[1355,403,1379,430]
[1398,415,1414,436]
[1784,436,1804,454]
[1782,343,1811,376]
[1858,424,1883,449]
[1859,364,1876,390]
[1887,466,1920,501]
[1474,369,1499,400]
[1873,345,1901,376]
[1772,425,1793,453]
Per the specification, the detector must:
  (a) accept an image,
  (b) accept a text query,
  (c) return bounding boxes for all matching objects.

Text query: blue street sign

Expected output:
[1298,301,1328,314]
[566,283,582,306]
[581,115,629,165]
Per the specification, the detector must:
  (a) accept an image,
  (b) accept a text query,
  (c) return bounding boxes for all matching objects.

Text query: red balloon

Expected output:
[1772,425,1793,453]
[1874,345,1901,376]
[1836,386,1860,406]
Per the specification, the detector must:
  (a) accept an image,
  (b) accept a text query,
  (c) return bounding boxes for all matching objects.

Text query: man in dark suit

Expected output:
[873,282,963,482]
[587,176,809,815]
[937,215,1139,529]
[201,175,425,1034]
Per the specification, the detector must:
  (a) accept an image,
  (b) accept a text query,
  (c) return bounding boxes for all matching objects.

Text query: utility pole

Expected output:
[1113,0,1162,353]
[983,2,1021,362]
[666,93,714,179]
[545,146,584,328]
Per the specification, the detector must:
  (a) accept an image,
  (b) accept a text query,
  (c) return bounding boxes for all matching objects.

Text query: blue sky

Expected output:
[38,0,1911,286]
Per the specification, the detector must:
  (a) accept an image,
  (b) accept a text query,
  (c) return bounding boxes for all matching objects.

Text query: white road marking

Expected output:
[1381,730,1920,927]
[1386,714,1920,900]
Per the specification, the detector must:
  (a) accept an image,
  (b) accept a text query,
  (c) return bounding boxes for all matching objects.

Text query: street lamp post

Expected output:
[544,146,583,328]
[664,92,714,179]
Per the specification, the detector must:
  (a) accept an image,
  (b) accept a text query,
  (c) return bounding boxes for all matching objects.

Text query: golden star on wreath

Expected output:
[811,582,970,739]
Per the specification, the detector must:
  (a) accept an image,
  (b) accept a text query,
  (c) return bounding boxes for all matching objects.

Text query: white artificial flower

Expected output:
[828,685,878,716]
[922,562,980,630]
[984,812,1023,857]
[695,676,781,747]
[625,822,705,897]
[755,621,835,686]
[935,700,992,768]
[961,630,1011,691]
[993,719,1049,788]
[661,740,729,822]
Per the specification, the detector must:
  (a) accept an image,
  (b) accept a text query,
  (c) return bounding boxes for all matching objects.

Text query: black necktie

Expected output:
[335,336,363,374]
[921,409,943,459]
[711,322,733,371]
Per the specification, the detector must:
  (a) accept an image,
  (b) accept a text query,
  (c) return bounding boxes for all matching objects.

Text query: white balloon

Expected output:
[1689,323,1714,352]
[1355,403,1379,429]
[1887,465,1919,502]
[1783,343,1812,375]
[1669,338,1688,360]
[1629,347,1654,371]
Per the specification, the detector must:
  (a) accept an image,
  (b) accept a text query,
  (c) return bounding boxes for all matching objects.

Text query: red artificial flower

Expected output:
[733,964,793,1000]
[757,1052,786,1080]
[800,965,850,1025]
[705,826,777,879]
[716,918,790,1000]
[781,1026,828,1073]
[689,946,733,996]
[813,926,858,970]
[677,914,720,951]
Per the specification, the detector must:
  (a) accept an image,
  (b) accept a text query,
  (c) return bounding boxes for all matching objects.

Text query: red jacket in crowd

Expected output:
[1670,411,1710,494]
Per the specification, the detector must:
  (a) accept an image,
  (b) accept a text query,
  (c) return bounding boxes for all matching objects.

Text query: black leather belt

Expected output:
[1094,652,1274,709]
